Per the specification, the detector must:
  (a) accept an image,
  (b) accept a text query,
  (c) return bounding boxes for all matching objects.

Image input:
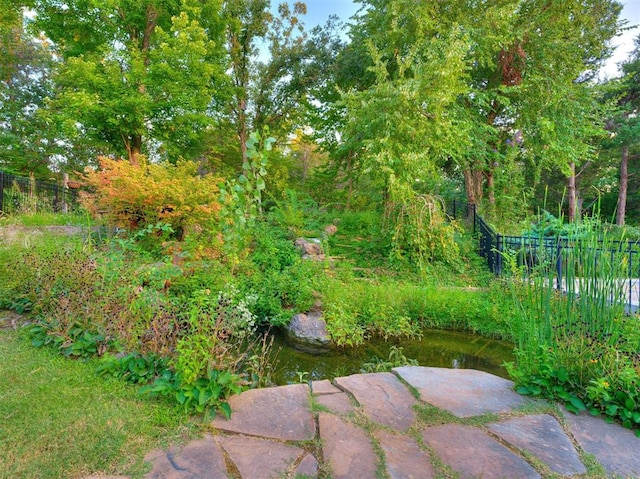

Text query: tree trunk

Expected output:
[463,168,484,218]
[238,99,248,164]
[617,144,629,226]
[567,162,577,223]
[128,135,142,166]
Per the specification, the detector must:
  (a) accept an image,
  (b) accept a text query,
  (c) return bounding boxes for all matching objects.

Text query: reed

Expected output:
[504,220,640,432]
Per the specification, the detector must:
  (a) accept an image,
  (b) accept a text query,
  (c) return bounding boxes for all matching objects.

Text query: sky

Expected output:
[297,0,640,80]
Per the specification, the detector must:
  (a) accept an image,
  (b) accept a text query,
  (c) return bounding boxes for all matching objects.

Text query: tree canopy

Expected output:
[0,0,635,225]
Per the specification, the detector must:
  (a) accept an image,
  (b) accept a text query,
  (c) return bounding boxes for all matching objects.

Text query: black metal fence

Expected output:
[448,199,640,312]
[0,171,79,215]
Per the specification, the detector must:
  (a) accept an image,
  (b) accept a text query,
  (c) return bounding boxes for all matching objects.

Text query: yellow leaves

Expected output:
[81,156,223,237]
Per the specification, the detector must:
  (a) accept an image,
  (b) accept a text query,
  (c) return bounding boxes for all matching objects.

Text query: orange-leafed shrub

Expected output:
[81,157,223,239]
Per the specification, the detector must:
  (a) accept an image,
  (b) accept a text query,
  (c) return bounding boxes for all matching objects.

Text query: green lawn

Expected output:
[0,314,195,479]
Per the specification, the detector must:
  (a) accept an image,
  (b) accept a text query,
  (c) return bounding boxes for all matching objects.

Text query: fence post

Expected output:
[473,204,477,234]
[555,240,563,290]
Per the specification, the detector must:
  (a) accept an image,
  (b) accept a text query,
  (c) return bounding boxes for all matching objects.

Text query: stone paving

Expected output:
[141,366,640,479]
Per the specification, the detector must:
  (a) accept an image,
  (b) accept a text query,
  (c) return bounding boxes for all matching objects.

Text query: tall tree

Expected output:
[32,0,228,164]
[338,0,622,217]
[0,1,61,177]
[606,35,640,226]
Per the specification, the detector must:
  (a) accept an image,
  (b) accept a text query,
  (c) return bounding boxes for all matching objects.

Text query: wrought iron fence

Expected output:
[448,199,640,312]
[0,171,79,215]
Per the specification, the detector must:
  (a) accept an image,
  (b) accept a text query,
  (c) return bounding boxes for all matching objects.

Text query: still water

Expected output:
[271,328,515,385]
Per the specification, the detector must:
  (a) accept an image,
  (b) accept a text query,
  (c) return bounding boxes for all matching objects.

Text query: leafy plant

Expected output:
[26,318,111,358]
[361,346,418,373]
[387,193,462,275]
[504,222,640,435]
[218,130,274,258]
[97,353,170,384]
[140,367,243,419]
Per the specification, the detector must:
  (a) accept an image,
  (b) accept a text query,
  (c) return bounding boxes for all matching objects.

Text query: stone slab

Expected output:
[375,430,435,479]
[563,409,640,478]
[422,424,541,479]
[216,435,303,479]
[211,383,315,441]
[144,436,227,479]
[334,372,416,430]
[394,366,527,417]
[315,392,355,415]
[311,379,341,395]
[295,454,319,478]
[319,412,378,479]
[488,414,585,476]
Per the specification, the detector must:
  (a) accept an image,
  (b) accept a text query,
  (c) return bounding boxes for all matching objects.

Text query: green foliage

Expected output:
[219,131,274,258]
[33,0,228,163]
[323,278,513,347]
[97,353,170,385]
[504,223,640,434]
[239,221,323,326]
[267,189,321,237]
[361,346,418,373]
[387,194,461,274]
[140,368,243,420]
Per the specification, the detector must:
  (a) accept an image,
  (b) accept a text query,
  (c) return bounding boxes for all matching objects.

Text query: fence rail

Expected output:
[448,199,640,313]
[0,171,79,215]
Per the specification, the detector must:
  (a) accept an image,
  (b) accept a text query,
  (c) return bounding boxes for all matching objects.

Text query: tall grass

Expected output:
[322,277,514,347]
[504,225,640,433]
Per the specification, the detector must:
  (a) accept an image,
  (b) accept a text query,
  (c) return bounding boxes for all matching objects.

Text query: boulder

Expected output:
[294,238,324,260]
[285,311,332,354]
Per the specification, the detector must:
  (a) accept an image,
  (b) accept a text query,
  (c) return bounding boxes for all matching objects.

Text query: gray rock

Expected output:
[335,372,417,431]
[376,430,435,479]
[394,366,528,417]
[423,424,541,479]
[216,435,304,479]
[285,312,331,354]
[563,408,640,478]
[294,238,324,259]
[319,412,378,479]
[211,383,315,441]
[488,414,586,476]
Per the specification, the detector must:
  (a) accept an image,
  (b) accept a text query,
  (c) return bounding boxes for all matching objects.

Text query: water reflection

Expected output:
[271,328,514,385]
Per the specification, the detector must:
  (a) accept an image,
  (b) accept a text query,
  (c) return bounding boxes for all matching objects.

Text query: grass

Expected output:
[0,316,195,479]
[0,211,91,227]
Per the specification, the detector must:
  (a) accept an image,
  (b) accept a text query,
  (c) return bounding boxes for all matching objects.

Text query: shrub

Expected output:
[81,157,222,241]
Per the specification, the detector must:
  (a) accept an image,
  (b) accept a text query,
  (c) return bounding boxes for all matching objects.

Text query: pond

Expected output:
[270,328,515,385]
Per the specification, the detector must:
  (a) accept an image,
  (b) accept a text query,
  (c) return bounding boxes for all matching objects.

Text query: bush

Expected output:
[81,157,223,242]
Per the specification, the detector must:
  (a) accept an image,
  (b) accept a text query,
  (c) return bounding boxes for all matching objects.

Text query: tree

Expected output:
[337,0,623,220]
[605,35,640,226]
[0,1,61,177]
[31,0,228,164]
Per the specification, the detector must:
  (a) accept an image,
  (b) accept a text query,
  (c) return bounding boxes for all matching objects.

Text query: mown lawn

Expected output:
[0,313,194,479]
